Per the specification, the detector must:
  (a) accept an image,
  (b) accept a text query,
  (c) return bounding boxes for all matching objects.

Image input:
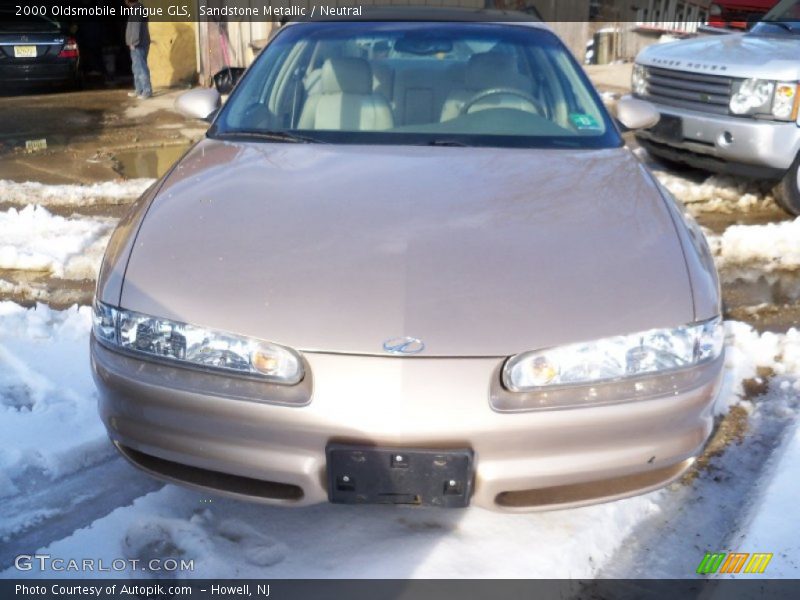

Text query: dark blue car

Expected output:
[0,9,79,89]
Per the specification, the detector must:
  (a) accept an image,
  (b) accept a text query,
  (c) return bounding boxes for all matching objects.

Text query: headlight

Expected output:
[632,64,647,96]
[730,78,774,115]
[92,301,304,384]
[730,79,799,120]
[503,317,724,393]
[772,83,799,120]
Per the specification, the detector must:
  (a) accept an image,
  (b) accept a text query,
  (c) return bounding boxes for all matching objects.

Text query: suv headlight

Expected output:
[503,317,724,392]
[632,63,648,96]
[92,301,304,384]
[730,78,799,121]
[772,83,799,120]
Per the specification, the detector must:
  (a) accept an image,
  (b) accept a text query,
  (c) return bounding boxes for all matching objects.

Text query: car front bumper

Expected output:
[0,60,78,84]
[92,337,724,512]
[635,103,800,176]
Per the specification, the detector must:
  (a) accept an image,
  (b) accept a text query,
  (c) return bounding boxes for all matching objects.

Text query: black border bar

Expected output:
[4,0,779,23]
[3,579,800,600]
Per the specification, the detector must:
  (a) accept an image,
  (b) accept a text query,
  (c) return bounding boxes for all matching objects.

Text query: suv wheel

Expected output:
[774,153,800,216]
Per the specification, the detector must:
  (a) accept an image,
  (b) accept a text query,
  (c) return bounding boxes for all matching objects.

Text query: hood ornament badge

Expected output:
[383,337,425,355]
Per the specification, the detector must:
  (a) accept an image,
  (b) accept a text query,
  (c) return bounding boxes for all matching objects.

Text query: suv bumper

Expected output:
[635,103,800,176]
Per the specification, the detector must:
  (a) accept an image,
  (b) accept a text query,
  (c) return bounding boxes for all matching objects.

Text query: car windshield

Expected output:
[752,0,800,34]
[212,22,621,149]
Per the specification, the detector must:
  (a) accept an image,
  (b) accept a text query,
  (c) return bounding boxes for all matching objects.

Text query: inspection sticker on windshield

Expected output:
[569,113,602,131]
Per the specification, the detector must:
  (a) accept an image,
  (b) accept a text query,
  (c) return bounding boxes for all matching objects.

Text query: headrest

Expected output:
[465,52,527,90]
[320,57,373,95]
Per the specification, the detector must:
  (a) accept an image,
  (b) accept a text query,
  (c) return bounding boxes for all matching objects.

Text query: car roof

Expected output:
[283,7,548,28]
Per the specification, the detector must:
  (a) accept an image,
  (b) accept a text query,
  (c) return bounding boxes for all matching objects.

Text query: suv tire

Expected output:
[774,153,800,216]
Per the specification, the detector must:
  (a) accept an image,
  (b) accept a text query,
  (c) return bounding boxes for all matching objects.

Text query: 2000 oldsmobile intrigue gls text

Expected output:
[91,16,725,512]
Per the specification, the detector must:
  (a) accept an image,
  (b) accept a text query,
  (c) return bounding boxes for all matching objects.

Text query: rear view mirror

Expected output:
[175,88,221,122]
[616,96,660,130]
[394,34,453,56]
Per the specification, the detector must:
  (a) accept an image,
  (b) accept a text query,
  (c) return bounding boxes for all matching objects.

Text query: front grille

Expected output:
[642,66,734,116]
[116,443,305,502]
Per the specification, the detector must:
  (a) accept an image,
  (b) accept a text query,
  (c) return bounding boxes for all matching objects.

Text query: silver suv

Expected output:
[632,0,800,214]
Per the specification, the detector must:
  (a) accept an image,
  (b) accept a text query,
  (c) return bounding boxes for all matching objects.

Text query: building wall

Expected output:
[148,21,198,87]
[139,1,198,87]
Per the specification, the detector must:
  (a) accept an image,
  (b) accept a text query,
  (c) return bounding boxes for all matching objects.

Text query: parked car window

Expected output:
[213,22,621,149]
[752,0,800,34]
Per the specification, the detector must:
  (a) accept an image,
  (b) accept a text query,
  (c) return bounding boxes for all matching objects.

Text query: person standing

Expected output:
[125,0,152,99]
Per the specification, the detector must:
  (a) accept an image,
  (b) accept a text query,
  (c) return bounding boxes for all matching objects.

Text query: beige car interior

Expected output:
[293,45,574,132]
[438,52,539,121]
[298,57,395,131]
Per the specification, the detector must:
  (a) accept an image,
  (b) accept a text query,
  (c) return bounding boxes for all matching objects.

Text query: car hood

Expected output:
[637,33,800,80]
[121,140,693,357]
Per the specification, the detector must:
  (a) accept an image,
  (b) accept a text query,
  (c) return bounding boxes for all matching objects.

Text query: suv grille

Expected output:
[642,66,734,115]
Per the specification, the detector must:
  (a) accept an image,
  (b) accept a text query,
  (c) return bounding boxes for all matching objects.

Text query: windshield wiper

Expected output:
[215,130,326,144]
[423,139,470,147]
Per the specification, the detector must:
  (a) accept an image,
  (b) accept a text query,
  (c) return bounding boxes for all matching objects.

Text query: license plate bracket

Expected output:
[326,444,473,508]
[14,45,37,58]
[648,113,683,142]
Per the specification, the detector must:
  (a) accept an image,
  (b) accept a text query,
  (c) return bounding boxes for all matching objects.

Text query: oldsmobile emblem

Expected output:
[383,337,425,355]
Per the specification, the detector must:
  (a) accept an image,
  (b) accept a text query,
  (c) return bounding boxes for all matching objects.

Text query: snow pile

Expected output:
[0,302,107,499]
[0,178,153,207]
[731,422,800,577]
[16,483,661,579]
[0,279,47,302]
[705,217,800,272]
[0,205,114,279]
[720,322,779,414]
[719,322,800,414]
[654,171,775,213]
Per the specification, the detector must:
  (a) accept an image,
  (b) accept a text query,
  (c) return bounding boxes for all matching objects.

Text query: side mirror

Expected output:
[175,88,221,121]
[616,96,660,130]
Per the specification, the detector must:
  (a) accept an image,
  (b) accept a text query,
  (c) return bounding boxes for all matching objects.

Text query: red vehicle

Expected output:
[707,0,780,29]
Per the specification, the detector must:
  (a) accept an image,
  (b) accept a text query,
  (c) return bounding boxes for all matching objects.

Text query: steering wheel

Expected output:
[459,87,545,117]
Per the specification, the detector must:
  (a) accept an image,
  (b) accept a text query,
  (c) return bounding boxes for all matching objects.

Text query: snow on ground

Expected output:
[655,171,776,214]
[0,205,115,279]
[705,218,800,273]
[0,279,48,302]
[0,299,796,578]
[0,303,106,491]
[633,148,777,214]
[729,421,800,577]
[15,485,660,579]
[0,179,153,207]
[724,322,790,382]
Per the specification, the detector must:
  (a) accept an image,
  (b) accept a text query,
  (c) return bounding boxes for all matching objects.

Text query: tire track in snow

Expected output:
[600,382,800,577]
[0,455,163,570]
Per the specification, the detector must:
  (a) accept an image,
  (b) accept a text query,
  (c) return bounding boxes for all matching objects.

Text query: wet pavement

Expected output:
[0,87,203,186]
[113,143,190,179]
[0,87,202,307]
